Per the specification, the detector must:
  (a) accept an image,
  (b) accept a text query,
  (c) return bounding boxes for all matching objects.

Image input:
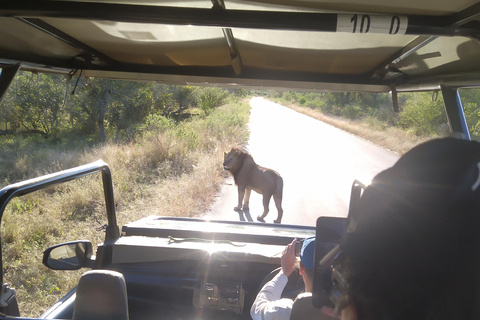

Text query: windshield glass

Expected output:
[1,74,468,229]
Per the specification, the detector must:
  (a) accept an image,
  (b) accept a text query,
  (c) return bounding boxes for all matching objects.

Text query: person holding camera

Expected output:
[250,237,315,320]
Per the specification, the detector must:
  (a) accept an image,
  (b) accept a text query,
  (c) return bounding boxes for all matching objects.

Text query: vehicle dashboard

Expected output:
[42,216,315,320]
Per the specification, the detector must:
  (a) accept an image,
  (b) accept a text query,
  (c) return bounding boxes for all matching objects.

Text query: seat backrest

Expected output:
[73,270,129,320]
[289,293,335,320]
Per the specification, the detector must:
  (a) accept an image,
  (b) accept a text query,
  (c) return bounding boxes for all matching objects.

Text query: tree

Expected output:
[66,78,113,141]
[397,92,446,135]
[198,87,228,115]
[107,81,154,139]
[150,84,199,118]
[0,81,15,132]
[67,78,155,141]
[1,71,65,136]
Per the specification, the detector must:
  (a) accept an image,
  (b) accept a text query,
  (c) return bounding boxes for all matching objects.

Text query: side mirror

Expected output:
[42,241,93,270]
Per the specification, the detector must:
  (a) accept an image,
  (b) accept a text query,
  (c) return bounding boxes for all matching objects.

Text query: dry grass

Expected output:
[0,100,250,317]
[123,150,226,219]
[284,103,433,154]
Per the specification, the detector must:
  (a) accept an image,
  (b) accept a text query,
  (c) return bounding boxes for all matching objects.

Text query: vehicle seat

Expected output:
[289,292,334,320]
[72,270,129,320]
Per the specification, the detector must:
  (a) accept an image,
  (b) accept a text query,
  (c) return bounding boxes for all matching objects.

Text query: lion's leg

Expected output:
[257,194,272,222]
[235,186,245,211]
[243,188,251,210]
[273,194,283,224]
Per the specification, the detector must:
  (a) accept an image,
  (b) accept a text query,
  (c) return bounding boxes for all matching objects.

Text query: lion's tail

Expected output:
[276,176,284,196]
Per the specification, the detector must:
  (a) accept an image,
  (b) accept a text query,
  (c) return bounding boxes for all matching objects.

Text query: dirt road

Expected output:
[204,97,399,226]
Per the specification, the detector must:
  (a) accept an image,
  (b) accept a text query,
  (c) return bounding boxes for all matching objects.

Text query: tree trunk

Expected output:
[98,117,106,142]
[97,82,112,142]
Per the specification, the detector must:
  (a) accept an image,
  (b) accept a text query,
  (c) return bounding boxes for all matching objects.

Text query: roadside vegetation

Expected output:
[1,71,480,316]
[0,71,249,316]
[264,89,480,154]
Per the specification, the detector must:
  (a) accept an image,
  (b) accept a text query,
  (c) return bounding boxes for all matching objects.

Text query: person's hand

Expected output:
[281,238,298,277]
[321,306,337,319]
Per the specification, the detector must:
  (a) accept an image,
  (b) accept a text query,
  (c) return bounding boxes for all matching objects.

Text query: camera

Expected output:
[294,239,303,257]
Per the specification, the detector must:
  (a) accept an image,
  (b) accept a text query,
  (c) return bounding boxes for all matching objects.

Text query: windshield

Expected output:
[2,72,477,228]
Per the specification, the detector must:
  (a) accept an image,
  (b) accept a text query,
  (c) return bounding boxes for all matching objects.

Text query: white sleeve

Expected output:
[250,271,294,320]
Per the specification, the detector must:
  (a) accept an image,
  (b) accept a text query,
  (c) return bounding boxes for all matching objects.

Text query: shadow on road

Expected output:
[237,209,254,222]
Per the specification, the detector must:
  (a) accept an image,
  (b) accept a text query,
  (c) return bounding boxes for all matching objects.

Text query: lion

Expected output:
[223,147,284,223]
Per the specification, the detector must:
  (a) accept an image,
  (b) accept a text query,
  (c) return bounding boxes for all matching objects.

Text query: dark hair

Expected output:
[300,261,314,280]
[339,138,480,320]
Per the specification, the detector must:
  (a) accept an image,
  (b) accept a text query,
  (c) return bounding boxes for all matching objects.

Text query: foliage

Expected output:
[152,85,199,118]
[463,102,480,136]
[203,100,250,144]
[0,97,249,317]
[66,78,155,141]
[232,88,247,97]
[396,92,446,136]
[266,90,394,121]
[341,104,362,120]
[1,71,231,141]
[264,89,479,138]
[105,81,155,140]
[1,72,65,136]
[198,87,228,115]
[138,114,176,134]
[371,105,397,126]
[459,88,480,138]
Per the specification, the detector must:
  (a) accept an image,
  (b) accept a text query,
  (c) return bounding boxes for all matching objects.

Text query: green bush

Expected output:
[137,114,176,134]
[199,87,228,115]
[364,115,389,130]
[341,104,362,120]
[372,106,397,126]
[203,101,250,143]
[463,101,480,136]
[268,91,282,99]
[282,91,295,103]
[397,92,446,136]
[175,126,199,150]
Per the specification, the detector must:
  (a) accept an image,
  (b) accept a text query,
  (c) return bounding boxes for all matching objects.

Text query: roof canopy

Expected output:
[1,0,480,92]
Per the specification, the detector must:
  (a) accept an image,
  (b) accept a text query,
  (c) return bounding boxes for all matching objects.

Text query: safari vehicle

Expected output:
[1,0,480,320]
